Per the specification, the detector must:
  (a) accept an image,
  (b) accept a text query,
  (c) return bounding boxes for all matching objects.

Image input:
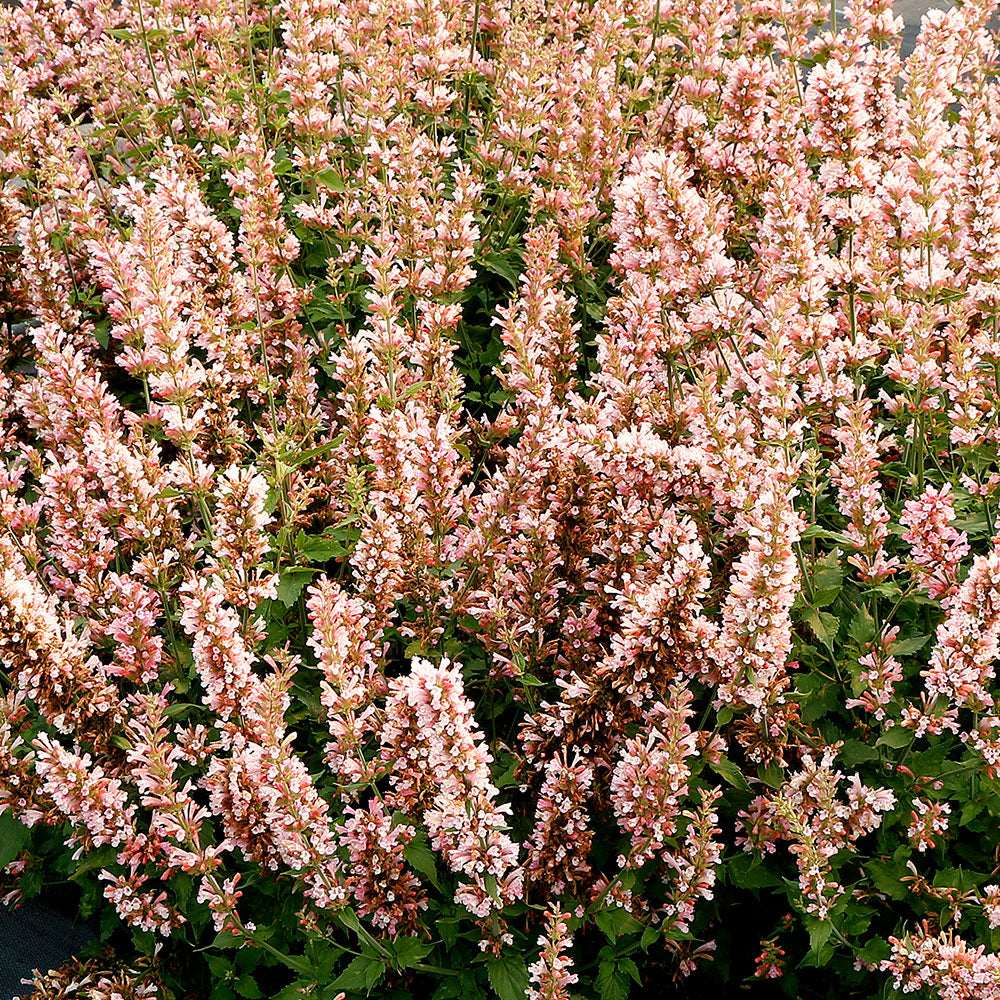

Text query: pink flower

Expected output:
[381,657,522,917]
[610,686,698,868]
[527,909,577,1000]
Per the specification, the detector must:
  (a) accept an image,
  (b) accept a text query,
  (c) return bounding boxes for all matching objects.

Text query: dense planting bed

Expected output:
[2,0,1000,998]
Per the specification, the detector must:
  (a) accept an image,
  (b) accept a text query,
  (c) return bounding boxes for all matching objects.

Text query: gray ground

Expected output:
[0,898,94,1000]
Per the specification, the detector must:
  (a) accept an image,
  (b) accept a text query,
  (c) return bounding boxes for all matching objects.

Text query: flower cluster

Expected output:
[381,657,521,919]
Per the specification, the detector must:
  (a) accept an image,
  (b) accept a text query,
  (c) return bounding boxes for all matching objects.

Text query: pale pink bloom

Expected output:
[923,548,1000,712]
[208,466,278,608]
[900,484,969,603]
[982,885,1000,929]
[610,686,697,868]
[907,797,952,852]
[527,909,578,1000]
[830,400,899,582]
[381,657,522,917]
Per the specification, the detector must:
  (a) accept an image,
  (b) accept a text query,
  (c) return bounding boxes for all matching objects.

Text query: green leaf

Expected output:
[960,798,985,826]
[727,853,780,889]
[848,606,877,645]
[856,938,891,966]
[839,739,878,766]
[811,554,844,607]
[404,835,441,889]
[0,812,30,867]
[619,958,641,984]
[273,982,310,1000]
[802,609,839,648]
[285,437,344,468]
[483,872,499,901]
[866,860,909,901]
[758,761,784,789]
[436,916,462,951]
[390,937,433,971]
[952,514,990,535]
[890,635,930,656]
[487,955,529,1000]
[933,867,989,892]
[877,727,912,749]
[209,931,244,950]
[802,917,835,966]
[595,907,643,941]
[331,956,385,993]
[709,757,751,791]
[596,960,630,1000]
[314,168,346,192]
[480,252,521,288]
[333,907,363,936]
[276,568,317,607]
[234,975,263,999]
[296,531,349,563]
[799,525,856,547]
[70,844,118,881]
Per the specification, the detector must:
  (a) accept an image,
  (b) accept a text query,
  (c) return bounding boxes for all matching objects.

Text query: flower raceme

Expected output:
[4,0,1000,998]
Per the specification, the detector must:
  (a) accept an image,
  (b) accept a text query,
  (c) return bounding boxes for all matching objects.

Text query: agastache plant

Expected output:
[5,1,1000,998]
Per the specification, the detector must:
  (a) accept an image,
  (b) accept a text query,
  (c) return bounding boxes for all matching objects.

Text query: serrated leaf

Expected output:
[595,907,643,941]
[727,853,780,888]
[811,554,844,607]
[801,917,835,966]
[436,916,462,951]
[952,515,990,535]
[296,531,349,563]
[933,867,989,891]
[848,606,877,645]
[210,931,244,950]
[404,836,441,889]
[640,926,659,950]
[758,761,784,788]
[70,844,117,881]
[333,907,363,935]
[866,860,909,901]
[234,975,263,999]
[480,252,521,288]
[709,757,751,791]
[390,937,433,970]
[0,812,30,867]
[271,980,307,1000]
[890,635,930,656]
[839,739,878,766]
[960,798,985,826]
[487,955,529,1000]
[802,609,839,648]
[800,525,856,546]
[619,958,641,983]
[596,960,630,1000]
[276,569,316,607]
[331,956,385,993]
[877,727,912,749]
[314,168,346,192]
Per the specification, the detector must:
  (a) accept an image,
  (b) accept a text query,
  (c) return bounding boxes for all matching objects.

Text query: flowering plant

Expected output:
[3,0,1000,997]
